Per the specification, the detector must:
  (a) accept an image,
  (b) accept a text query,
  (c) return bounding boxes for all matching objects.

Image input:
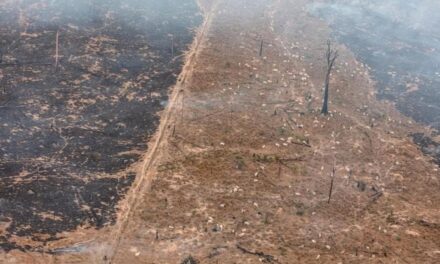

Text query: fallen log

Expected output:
[236,244,279,263]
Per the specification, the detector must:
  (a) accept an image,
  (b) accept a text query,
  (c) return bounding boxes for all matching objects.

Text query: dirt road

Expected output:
[107,1,219,262]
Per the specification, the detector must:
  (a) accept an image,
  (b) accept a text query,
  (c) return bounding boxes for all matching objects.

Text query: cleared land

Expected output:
[1,0,440,263]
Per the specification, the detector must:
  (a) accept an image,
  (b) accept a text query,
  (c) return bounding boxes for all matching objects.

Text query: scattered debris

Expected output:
[181,255,199,264]
[356,180,367,192]
[236,244,279,263]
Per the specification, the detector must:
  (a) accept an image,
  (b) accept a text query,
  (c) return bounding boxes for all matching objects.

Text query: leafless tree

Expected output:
[321,40,338,115]
[327,166,336,204]
[55,29,60,68]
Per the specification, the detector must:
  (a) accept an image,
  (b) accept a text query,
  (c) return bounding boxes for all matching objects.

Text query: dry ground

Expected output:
[2,0,440,263]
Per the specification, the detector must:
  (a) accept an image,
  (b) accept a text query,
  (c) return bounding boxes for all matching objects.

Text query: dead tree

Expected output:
[55,29,60,68]
[170,34,174,59]
[327,166,336,204]
[321,40,338,115]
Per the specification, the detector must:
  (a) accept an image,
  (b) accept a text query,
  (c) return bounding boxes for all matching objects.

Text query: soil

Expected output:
[1,0,440,263]
[308,0,440,164]
[309,0,440,130]
[0,0,202,251]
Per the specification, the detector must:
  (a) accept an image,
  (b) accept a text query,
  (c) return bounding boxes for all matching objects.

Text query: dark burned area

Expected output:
[0,0,202,251]
[412,133,440,165]
[309,0,440,165]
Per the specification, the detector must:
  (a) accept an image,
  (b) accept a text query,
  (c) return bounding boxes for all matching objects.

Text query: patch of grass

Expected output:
[293,134,310,145]
[276,126,310,145]
[158,162,180,172]
[277,126,288,136]
[285,163,307,175]
[234,155,246,170]
[252,153,279,163]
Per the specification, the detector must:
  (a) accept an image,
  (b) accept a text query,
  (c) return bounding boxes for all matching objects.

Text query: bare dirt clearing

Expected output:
[108,0,440,263]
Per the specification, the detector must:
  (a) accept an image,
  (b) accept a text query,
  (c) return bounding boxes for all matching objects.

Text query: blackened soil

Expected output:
[0,0,202,251]
[412,133,440,165]
[308,0,440,131]
[308,0,440,165]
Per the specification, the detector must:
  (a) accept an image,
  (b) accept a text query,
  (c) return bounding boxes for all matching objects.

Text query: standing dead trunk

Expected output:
[171,35,174,59]
[55,29,59,68]
[321,40,338,115]
[327,166,336,204]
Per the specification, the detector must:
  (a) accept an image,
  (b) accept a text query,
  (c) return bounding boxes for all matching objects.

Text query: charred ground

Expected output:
[309,0,440,164]
[0,0,202,251]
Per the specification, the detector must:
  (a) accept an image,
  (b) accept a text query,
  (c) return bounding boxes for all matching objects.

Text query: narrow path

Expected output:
[106,1,220,262]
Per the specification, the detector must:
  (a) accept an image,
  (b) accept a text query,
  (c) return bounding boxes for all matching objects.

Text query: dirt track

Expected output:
[106,1,219,261]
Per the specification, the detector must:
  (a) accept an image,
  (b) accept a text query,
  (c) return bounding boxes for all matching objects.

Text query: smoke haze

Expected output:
[309,0,440,130]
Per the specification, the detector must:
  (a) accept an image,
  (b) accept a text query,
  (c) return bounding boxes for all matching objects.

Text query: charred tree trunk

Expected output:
[55,29,59,68]
[327,166,336,204]
[171,35,174,59]
[322,68,330,114]
[321,40,338,115]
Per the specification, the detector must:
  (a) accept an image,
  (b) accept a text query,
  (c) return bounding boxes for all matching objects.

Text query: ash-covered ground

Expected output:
[308,0,440,163]
[0,0,201,251]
